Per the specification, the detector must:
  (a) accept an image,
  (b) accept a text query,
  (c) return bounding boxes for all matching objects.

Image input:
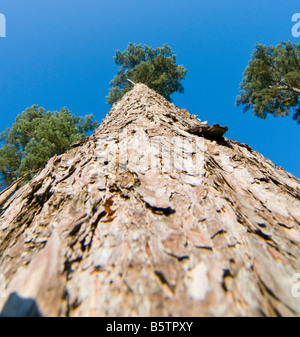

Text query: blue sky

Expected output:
[0,0,299,177]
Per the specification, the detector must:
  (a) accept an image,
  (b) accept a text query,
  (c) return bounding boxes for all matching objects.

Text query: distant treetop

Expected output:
[236,41,300,124]
[106,43,187,105]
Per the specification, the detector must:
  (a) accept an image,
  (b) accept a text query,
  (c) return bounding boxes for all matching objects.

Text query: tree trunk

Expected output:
[0,84,300,317]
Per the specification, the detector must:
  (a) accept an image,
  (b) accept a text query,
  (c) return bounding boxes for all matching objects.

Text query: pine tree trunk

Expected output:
[0,84,300,317]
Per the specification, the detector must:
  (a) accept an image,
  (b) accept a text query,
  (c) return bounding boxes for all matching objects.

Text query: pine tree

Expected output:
[236,41,300,124]
[106,43,187,104]
[0,105,99,188]
[0,84,300,317]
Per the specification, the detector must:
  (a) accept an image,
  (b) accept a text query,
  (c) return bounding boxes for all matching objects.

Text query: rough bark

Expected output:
[0,84,300,317]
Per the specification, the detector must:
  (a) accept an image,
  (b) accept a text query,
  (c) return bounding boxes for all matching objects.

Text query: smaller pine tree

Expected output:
[0,105,99,189]
[236,41,300,124]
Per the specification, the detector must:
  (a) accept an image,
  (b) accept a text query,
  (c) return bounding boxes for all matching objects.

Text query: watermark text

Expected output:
[0,273,6,298]
[292,273,300,298]
[101,128,205,186]
[292,13,300,38]
[0,13,6,38]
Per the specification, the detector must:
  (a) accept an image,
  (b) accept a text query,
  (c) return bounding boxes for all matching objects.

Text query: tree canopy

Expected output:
[236,41,300,124]
[0,105,99,189]
[106,43,187,104]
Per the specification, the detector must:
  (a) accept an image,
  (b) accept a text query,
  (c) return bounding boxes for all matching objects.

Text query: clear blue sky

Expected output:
[0,0,299,177]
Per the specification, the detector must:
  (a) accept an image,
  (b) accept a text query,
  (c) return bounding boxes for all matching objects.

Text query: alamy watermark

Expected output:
[0,13,6,38]
[0,273,7,298]
[292,273,300,298]
[292,13,300,38]
[102,128,205,186]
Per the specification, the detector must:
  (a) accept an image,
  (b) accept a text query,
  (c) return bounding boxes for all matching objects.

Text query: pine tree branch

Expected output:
[0,169,39,208]
[127,79,136,86]
[0,176,26,207]
[291,49,300,70]
[270,84,300,94]
[145,67,157,84]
